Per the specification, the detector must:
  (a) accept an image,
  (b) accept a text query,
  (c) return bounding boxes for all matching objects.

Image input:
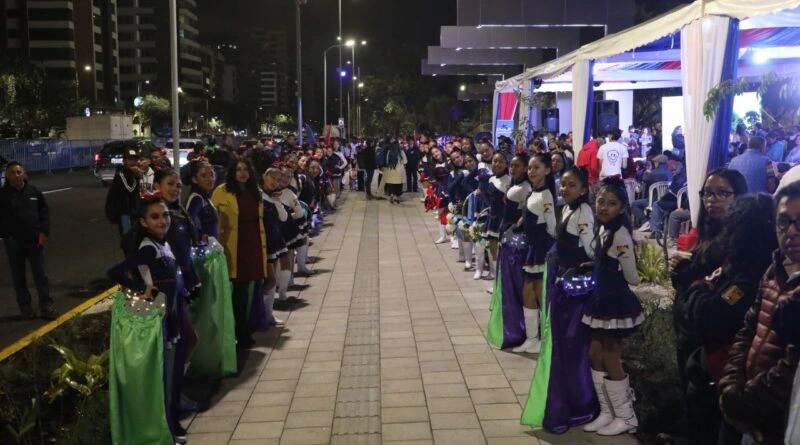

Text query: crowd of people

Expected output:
[7,118,800,445]
[418,126,800,445]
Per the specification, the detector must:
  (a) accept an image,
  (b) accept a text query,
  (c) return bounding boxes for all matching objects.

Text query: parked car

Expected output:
[93,139,157,186]
[165,139,202,167]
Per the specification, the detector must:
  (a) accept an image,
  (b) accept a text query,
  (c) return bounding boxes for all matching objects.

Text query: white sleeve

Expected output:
[264,195,288,222]
[507,183,531,204]
[542,190,557,238]
[577,204,595,259]
[621,145,629,159]
[597,147,604,160]
[612,228,640,285]
[137,265,153,286]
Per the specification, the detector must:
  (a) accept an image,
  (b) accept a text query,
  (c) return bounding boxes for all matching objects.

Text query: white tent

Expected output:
[492,0,800,224]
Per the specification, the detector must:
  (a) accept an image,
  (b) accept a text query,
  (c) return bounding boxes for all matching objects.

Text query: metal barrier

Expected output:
[0,139,109,173]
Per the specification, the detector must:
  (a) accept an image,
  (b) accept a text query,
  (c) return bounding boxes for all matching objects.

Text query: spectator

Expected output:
[576,136,601,186]
[784,133,800,164]
[105,148,143,252]
[679,194,776,445]
[356,139,377,198]
[138,149,155,194]
[597,128,628,181]
[0,162,56,320]
[719,182,800,445]
[728,136,776,194]
[646,162,687,238]
[211,159,267,349]
[671,126,685,158]
[381,141,407,204]
[404,138,420,193]
[765,131,787,163]
[672,168,748,403]
[149,146,171,171]
[631,155,672,228]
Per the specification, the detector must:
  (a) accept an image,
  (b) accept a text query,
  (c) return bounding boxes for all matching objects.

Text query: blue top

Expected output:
[186,191,219,239]
[728,149,770,193]
[108,236,181,298]
[167,202,199,293]
[765,140,786,163]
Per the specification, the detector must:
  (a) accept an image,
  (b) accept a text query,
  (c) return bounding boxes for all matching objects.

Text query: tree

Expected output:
[135,95,170,128]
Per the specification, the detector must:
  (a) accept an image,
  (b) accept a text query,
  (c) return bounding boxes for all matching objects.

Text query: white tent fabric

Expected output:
[571,60,592,157]
[495,0,800,90]
[681,16,733,225]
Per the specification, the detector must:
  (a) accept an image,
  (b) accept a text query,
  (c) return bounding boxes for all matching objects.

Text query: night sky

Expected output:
[198,0,457,75]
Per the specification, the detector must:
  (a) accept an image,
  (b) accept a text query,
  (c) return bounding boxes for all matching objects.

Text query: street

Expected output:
[0,171,119,350]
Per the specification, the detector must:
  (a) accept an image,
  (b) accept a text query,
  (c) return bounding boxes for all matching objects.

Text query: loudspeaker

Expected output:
[542,108,559,133]
[593,100,619,136]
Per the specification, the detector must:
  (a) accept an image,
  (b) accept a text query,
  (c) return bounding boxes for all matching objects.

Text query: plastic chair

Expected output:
[676,186,691,234]
[647,181,670,208]
[624,179,637,207]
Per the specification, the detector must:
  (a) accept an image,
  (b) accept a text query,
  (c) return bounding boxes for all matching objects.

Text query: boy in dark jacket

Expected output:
[0,162,55,319]
[105,148,142,253]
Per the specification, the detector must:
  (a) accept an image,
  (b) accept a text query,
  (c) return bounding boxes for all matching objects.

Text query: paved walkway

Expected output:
[185,192,641,445]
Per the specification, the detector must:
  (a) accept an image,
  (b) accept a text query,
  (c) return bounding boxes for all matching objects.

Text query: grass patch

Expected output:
[0,311,111,444]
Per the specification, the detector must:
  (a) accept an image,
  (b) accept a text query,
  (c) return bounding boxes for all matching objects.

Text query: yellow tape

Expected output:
[0,286,120,363]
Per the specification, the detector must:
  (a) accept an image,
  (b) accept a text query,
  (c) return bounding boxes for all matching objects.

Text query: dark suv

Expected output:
[94,140,156,186]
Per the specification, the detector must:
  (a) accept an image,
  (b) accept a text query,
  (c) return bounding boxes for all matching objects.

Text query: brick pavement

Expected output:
[184,192,641,445]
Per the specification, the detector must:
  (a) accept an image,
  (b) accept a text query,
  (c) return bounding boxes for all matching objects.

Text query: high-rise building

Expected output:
[206,27,291,115]
[117,0,202,113]
[0,0,121,107]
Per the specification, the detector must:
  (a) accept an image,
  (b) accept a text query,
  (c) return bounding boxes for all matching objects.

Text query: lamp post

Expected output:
[338,0,343,138]
[344,39,366,137]
[323,43,342,135]
[169,0,180,169]
[296,0,307,145]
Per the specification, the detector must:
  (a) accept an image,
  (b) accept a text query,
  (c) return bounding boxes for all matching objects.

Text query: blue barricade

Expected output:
[0,139,108,173]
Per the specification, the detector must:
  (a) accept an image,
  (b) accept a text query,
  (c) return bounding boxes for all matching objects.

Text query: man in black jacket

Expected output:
[105,148,142,253]
[404,138,420,193]
[0,162,56,319]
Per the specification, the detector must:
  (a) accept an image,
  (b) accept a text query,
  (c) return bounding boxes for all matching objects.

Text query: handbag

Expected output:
[559,267,596,298]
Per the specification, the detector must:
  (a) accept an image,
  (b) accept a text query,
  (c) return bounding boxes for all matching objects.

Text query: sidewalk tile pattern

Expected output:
[185,193,641,445]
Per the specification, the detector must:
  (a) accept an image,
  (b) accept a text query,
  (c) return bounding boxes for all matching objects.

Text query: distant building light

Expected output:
[460,85,466,91]
[84,65,92,71]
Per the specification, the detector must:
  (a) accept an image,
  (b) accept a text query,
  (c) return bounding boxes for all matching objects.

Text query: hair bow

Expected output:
[141,190,164,201]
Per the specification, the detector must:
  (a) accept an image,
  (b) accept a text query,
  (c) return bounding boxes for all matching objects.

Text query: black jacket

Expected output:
[0,181,50,244]
[105,168,141,227]
[405,145,421,166]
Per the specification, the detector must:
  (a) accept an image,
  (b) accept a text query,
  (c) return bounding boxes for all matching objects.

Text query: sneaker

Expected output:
[20,305,37,320]
[41,306,58,321]
[638,222,651,232]
[174,424,188,444]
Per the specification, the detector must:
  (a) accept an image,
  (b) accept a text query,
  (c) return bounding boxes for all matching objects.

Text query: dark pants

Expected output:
[231,280,253,344]
[405,163,419,192]
[364,169,375,195]
[5,237,52,309]
[357,170,366,191]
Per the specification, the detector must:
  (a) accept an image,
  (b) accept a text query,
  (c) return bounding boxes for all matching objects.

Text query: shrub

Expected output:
[637,240,668,285]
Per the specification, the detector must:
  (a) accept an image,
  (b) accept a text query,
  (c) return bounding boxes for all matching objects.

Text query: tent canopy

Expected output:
[495,0,800,92]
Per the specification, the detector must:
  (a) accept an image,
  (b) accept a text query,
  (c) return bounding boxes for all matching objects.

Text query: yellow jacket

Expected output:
[210,184,268,280]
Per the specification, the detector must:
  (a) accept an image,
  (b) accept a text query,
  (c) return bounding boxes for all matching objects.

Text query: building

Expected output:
[117,0,202,114]
[207,28,291,115]
[422,0,635,99]
[0,0,121,107]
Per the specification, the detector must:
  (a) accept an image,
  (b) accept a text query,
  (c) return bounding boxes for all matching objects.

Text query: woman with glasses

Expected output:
[671,168,747,412]
[679,194,777,445]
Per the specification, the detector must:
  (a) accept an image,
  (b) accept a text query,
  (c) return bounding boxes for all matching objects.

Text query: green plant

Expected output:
[637,241,668,285]
[4,398,38,444]
[44,344,108,402]
[704,72,800,126]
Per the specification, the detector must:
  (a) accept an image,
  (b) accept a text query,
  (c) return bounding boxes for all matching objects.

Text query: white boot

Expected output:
[463,241,473,270]
[435,225,447,244]
[597,375,638,435]
[486,256,496,280]
[583,370,614,432]
[473,248,485,280]
[296,243,314,275]
[263,284,284,326]
[277,269,291,301]
[450,236,459,249]
[512,308,541,353]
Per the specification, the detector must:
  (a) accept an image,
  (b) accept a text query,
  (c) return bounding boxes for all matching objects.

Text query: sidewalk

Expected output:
[184,192,641,445]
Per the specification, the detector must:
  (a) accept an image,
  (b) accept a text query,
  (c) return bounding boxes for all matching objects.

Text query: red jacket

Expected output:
[577,140,600,185]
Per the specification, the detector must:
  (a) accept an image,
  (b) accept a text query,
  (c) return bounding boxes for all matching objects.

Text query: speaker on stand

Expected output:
[593,100,619,136]
[542,108,559,133]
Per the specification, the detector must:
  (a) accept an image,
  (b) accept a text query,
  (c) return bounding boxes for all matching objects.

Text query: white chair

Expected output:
[647,181,670,208]
[624,179,637,207]
[676,186,688,210]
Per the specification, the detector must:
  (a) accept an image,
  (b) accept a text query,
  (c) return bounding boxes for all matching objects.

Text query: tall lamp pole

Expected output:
[338,0,343,138]
[169,0,180,169]
[296,0,306,145]
[323,44,341,135]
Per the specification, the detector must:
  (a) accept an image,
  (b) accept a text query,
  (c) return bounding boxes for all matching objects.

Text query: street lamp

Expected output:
[460,84,466,92]
[358,82,364,88]
[323,43,344,134]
